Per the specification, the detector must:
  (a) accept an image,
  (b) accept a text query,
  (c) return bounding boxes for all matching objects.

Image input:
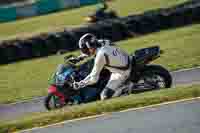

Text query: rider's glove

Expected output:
[73,81,86,90]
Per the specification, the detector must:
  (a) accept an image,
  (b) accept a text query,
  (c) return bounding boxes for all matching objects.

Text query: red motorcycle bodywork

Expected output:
[48,85,65,104]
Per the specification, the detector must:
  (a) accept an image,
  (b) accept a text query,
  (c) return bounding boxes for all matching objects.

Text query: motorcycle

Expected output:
[85,9,118,23]
[44,46,172,110]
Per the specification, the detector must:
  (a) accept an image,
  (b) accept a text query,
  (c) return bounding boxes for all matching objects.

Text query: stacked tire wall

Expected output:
[0,0,200,64]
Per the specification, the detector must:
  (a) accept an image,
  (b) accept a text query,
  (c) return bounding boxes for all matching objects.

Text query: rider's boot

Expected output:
[126,81,134,94]
[122,81,134,94]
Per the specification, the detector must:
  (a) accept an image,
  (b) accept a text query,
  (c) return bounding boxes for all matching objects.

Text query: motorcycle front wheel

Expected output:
[44,93,65,110]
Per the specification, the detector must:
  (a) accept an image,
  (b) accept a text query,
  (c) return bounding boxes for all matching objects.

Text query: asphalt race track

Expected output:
[0,67,200,122]
[22,98,200,133]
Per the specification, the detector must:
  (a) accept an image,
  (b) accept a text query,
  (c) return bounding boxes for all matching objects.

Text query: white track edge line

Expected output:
[172,66,200,73]
[19,97,200,133]
[1,97,44,106]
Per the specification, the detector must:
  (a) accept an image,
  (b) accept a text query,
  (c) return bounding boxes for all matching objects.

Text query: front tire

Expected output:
[44,93,64,110]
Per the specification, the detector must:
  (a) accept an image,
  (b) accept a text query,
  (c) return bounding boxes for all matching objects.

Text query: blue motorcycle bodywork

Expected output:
[49,60,100,104]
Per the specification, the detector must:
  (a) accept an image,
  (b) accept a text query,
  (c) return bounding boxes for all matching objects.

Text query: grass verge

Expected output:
[0,0,188,40]
[0,85,200,133]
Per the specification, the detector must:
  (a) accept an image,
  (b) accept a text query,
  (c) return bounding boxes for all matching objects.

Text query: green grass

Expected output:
[119,24,200,70]
[0,0,188,40]
[0,85,200,133]
[0,23,200,104]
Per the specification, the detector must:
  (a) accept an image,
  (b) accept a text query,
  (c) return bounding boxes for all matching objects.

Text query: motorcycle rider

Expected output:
[95,0,116,19]
[73,33,133,100]
[96,0,108,17]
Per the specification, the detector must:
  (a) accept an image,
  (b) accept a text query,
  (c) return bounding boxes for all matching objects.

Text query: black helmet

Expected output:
[78,33,100,55]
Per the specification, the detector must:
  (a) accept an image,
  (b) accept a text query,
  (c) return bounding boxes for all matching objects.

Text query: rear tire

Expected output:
[139,65,172,89]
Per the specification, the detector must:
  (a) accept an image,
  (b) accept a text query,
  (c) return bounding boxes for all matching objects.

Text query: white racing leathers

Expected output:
[80,44,132,100]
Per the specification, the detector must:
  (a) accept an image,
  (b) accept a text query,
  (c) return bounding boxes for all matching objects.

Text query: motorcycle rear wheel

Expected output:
[134,65,172,91]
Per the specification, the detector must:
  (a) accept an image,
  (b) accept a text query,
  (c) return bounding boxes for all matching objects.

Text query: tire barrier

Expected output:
[122,0,200,35]
[0,0,200,64]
